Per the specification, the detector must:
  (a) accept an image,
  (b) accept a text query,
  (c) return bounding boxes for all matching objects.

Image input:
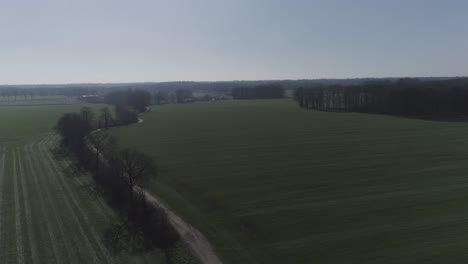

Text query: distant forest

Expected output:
[1,78,448,100]
[3,77,468,118]
[294,78,468,117]
[231,85,284,99]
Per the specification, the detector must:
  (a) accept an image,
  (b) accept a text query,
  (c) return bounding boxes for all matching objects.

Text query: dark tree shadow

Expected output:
[51,143,104,200]
[103,221,155,256]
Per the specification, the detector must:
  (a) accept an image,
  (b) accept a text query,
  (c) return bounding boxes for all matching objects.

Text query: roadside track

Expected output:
[91,107,223,264]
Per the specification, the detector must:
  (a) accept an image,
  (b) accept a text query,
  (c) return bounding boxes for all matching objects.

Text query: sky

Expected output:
[1,0,468,84]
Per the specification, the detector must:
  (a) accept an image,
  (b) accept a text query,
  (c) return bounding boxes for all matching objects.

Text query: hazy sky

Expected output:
[1,0,467,84]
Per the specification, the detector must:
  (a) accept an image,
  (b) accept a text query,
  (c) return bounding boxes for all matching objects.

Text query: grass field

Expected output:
[0,103,180,264]
[111,99,468,263]
[0,136,168,263]
[0,104,105,143]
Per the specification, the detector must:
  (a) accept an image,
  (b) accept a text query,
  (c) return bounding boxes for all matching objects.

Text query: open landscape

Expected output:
[0,101,193,264]
[0,104,104,143]
[5,94,468,263]
[0,135,168,263]
[2,1,468,263]
[112,99,468,263]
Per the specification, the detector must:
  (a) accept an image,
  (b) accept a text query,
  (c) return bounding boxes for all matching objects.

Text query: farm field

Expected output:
[111,99,468,264]
[0,104,105,143]
[0,136,167,263]
[0,104,172,264]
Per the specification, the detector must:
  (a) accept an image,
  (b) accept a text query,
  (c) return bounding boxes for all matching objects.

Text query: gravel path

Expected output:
[136,186,223,264]
[93,107,223,264]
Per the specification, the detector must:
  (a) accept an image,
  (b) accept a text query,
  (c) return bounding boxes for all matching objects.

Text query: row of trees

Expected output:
[0,87,98,100]
[55,105,179,254]
[105,90,151,113]
[295,78,468,117]
[104,89,153,125]
[153,89,194,104]
[231,84,284,99]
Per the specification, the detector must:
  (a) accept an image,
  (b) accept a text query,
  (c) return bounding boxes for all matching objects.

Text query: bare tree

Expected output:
[80,106,95,129]
[112,148,157,219]
[56,112,93,162]
[88,131,117,181]
[100,107,113,129]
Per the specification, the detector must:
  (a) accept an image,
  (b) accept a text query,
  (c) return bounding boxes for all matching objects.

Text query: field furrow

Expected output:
[0,104,169,264]
[35,138,106,264]
[17,148,40,264]
[72,165,116,220]
[0,147,5,262]
[1,150,18,263]
[40,138,114,264]
[13,149,25,264]
[24,142,68,263]
[29,139,98,264]
[49,136,116,222]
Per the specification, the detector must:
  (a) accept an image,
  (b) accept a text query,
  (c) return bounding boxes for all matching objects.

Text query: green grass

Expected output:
[111,99,468,264]
[0,104,186,264]
[0,104,105,143]
[0,136,168,263]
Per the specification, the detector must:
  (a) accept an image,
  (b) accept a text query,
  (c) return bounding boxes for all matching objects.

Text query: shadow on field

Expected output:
[102,222,200,264]
[50,137,196,263]
[51,144,103,199]
[103,222,154,255]
[51,145,86,177]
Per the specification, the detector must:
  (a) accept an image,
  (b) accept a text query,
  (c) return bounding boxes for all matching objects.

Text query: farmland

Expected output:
[111,99,468,263]
[0,103,172,263]
[0,104,105,143]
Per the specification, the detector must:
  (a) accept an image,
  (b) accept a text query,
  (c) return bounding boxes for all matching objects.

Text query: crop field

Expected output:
[0,135,167,263]
[0,104,174,264]
[112,99,468,264]
[0,104,105,143]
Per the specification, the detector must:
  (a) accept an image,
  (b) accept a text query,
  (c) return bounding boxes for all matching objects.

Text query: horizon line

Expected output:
[1,75,467,87]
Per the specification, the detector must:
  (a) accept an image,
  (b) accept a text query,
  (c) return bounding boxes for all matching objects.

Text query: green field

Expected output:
[0,104,105,143]
[0,136,168,263]
[0,103,174,263]
[111,99,468,263]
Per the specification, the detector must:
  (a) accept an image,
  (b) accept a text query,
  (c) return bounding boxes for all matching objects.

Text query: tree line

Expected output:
[55,94,180,257]
[5,77,464,103]
[231,84,284,99]
[0,86,98,100]
[294,78,468,117]
[80,87,229,107]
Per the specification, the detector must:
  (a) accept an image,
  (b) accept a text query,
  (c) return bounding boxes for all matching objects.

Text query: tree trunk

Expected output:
[128,183,134,222]
[95,150,100,180]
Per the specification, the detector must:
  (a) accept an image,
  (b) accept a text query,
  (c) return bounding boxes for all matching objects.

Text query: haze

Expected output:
[1,0,467,84]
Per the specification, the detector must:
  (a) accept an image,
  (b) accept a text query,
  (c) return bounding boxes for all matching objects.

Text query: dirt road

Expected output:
[92,107,223,264]
[135,186,223,264]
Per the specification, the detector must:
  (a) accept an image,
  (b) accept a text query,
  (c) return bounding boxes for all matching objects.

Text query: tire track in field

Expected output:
[38,137,111,264]
[46,135,112,219]
[49,135,146,264]
[24,142,64,263]
[1,149,17,263]
[12,149,25,264]
[34,136,93,264]
[17,147,39,264]
[73,167,116,220]
[49,135,117,221]
[0,147,6,260]
[40,136,113,264]
[28,137,92,264]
